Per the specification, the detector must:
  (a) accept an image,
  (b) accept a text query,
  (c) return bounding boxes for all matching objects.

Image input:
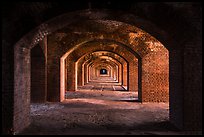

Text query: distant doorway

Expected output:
[100,69,107,75]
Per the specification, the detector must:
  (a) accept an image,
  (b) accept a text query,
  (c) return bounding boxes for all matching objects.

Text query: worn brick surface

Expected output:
[31,45,46,103]
[2,2,202,135]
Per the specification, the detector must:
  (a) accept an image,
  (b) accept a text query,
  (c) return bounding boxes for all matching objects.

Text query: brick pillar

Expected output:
[66,57,76,91]
[169,49,183,130]
[13,45,31,134]
[2,40,14,135]
[77,62,83,86]
[47,38,60,101]
[122,63,128,89]
[183,41,202,131]
[31,45,46,103]
[129,60,138,91]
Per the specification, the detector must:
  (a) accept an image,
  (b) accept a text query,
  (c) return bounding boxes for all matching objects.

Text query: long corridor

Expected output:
[2,2,202,135]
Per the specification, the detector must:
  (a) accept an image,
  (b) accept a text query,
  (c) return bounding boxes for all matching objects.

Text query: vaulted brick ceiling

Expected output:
[54,19,166,58]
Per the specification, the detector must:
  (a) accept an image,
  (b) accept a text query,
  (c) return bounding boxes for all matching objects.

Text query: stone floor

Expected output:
[18,84,200,135]
[79,77,125,91]
[78,85,125,91]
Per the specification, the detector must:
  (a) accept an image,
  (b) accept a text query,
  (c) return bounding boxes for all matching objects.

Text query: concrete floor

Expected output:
[19,84,194,135]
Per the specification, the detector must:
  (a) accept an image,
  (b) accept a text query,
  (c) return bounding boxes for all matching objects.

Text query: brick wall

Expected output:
[142,48,169,102]
[2,3,202,134]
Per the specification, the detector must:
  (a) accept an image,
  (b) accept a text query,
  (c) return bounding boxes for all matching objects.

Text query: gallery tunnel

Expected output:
[28,18,170,134]
[2,1,202,135]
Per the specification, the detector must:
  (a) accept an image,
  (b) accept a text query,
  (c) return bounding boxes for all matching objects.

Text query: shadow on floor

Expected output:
[19,120,191,135]
[113,99,140,102]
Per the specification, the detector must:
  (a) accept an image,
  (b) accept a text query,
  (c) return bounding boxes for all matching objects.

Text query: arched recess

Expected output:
[94,65,112,78]
[82,60,115,84]
[13,10,170,134]
[78,50,128,89]
[79,53,124,85]
[76,51,124,84]
[96,66,112,78]
[89,58,120,82]
[100,68,108,75]
[82,57,120,86]
[87,59,117,81]
[90,63,116,80]
[60,39,140,102]
[87,58,120,83]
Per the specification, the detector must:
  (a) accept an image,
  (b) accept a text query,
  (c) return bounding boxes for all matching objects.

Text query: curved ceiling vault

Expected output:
[57,17,168,102]
[15,11,168,105]
[7,4,201,134]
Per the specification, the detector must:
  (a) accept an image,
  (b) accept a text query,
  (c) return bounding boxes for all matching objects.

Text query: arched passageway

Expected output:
[2,2,202,135]
[14,11,169,134]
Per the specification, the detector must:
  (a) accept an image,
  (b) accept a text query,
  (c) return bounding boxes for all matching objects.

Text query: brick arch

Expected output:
[1,2,199,134]
[60,39,139,101]
[48,30,167,102]
[87,57,121,84]
[15,9,173,51]
[81,56,122,86]
[76,51,127,89]
[13,10,170,134]
[50,30,168,102]
[90,61,117,77]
